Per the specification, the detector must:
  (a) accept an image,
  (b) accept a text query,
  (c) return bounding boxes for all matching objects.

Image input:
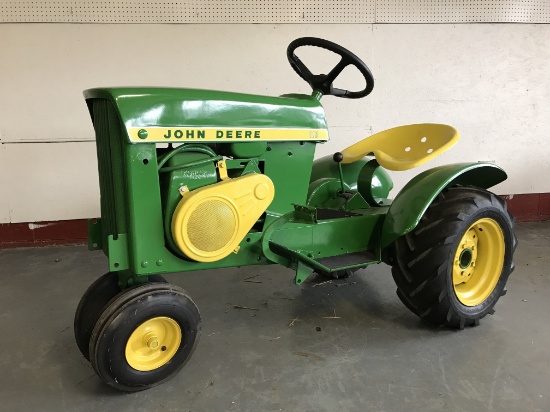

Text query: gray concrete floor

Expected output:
[0,221,549,412]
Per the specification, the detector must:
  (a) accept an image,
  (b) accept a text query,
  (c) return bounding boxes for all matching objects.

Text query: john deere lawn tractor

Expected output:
[75,37,516,391]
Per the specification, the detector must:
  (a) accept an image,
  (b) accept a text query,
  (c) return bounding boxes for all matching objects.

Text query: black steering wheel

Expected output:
[287,37,374,99]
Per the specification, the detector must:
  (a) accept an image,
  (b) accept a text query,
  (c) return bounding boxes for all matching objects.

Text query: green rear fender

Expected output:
[380,162,507,249]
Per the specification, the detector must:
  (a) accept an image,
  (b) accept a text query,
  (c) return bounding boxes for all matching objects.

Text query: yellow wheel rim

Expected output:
[452,218,505,306]
[125,317,182,371]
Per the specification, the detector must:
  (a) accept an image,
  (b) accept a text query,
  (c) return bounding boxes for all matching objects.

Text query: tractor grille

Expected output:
[91,99,128,246]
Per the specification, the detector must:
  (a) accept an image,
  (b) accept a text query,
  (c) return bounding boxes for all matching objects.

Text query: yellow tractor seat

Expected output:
[340,123,459,171]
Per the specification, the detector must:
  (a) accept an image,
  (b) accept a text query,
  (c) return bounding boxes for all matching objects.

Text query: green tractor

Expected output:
[75,37,516,391]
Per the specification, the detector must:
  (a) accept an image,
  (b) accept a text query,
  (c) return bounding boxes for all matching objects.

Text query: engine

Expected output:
[159,144,274,262]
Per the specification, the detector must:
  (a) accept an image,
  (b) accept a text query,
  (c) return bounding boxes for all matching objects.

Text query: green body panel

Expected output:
[343,192,372,210]
[84,88,327,133]
[310,155,368,191]
[294,261,315,285]
[107,234,130,272]
[264,206,385,283]
[86,97,319,278]
[380,162,507,248]
[91,99,128,253]
[357,159,393,205]
[269,208,386,259]
[306,178,345,209]
[218,142,268,158]
[309,155,393,207]
[115,140,316,275]
[88,219,102,251]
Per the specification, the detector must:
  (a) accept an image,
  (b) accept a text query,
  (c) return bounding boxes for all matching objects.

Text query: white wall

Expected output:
[0,23,549,223]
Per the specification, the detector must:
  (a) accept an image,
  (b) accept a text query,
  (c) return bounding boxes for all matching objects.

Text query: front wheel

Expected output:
[74,273,166,360]
[391,186,517,329]
[89,282,201,391]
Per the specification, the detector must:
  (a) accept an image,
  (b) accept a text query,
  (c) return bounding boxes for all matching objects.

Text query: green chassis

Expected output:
[85,87,507,288]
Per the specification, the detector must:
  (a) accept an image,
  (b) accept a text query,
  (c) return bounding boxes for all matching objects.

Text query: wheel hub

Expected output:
[452,218,505,306]
[144,332,159,349]
[125,316,182,371]
[459,248,473,269]
[453,229,478,284]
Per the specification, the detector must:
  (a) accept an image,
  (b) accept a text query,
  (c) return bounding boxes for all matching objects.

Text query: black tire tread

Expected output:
[89,282,200,392]
[391,186,516,329]
[74,272,120,360]
[74,274,166,361]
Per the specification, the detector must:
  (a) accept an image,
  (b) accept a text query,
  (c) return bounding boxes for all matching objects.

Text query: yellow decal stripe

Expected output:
[128,127,329,142]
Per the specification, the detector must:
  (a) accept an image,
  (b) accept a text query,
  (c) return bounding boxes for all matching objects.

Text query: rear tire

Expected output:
[391,186,517,329]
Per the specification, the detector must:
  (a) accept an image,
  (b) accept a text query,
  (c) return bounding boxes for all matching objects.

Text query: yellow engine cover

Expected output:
[171,173,275,262]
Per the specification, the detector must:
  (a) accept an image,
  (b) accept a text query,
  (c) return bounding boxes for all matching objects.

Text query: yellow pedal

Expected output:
[171,173,275,262]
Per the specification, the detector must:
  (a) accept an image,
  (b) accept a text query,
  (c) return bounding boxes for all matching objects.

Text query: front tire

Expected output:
[74,273,166,360]
[391,186,517,329]
[74,272,121,360]
[89,282,201,391]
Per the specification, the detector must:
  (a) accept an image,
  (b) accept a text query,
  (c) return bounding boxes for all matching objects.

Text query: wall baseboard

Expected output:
[0,219,88,249]
[1,193,548,249]
[501,193,550,223]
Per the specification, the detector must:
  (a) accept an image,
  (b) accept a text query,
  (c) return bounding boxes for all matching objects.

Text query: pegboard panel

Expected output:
[0,1,375,23]
[376,1,550,23]
[1,1,549,24]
